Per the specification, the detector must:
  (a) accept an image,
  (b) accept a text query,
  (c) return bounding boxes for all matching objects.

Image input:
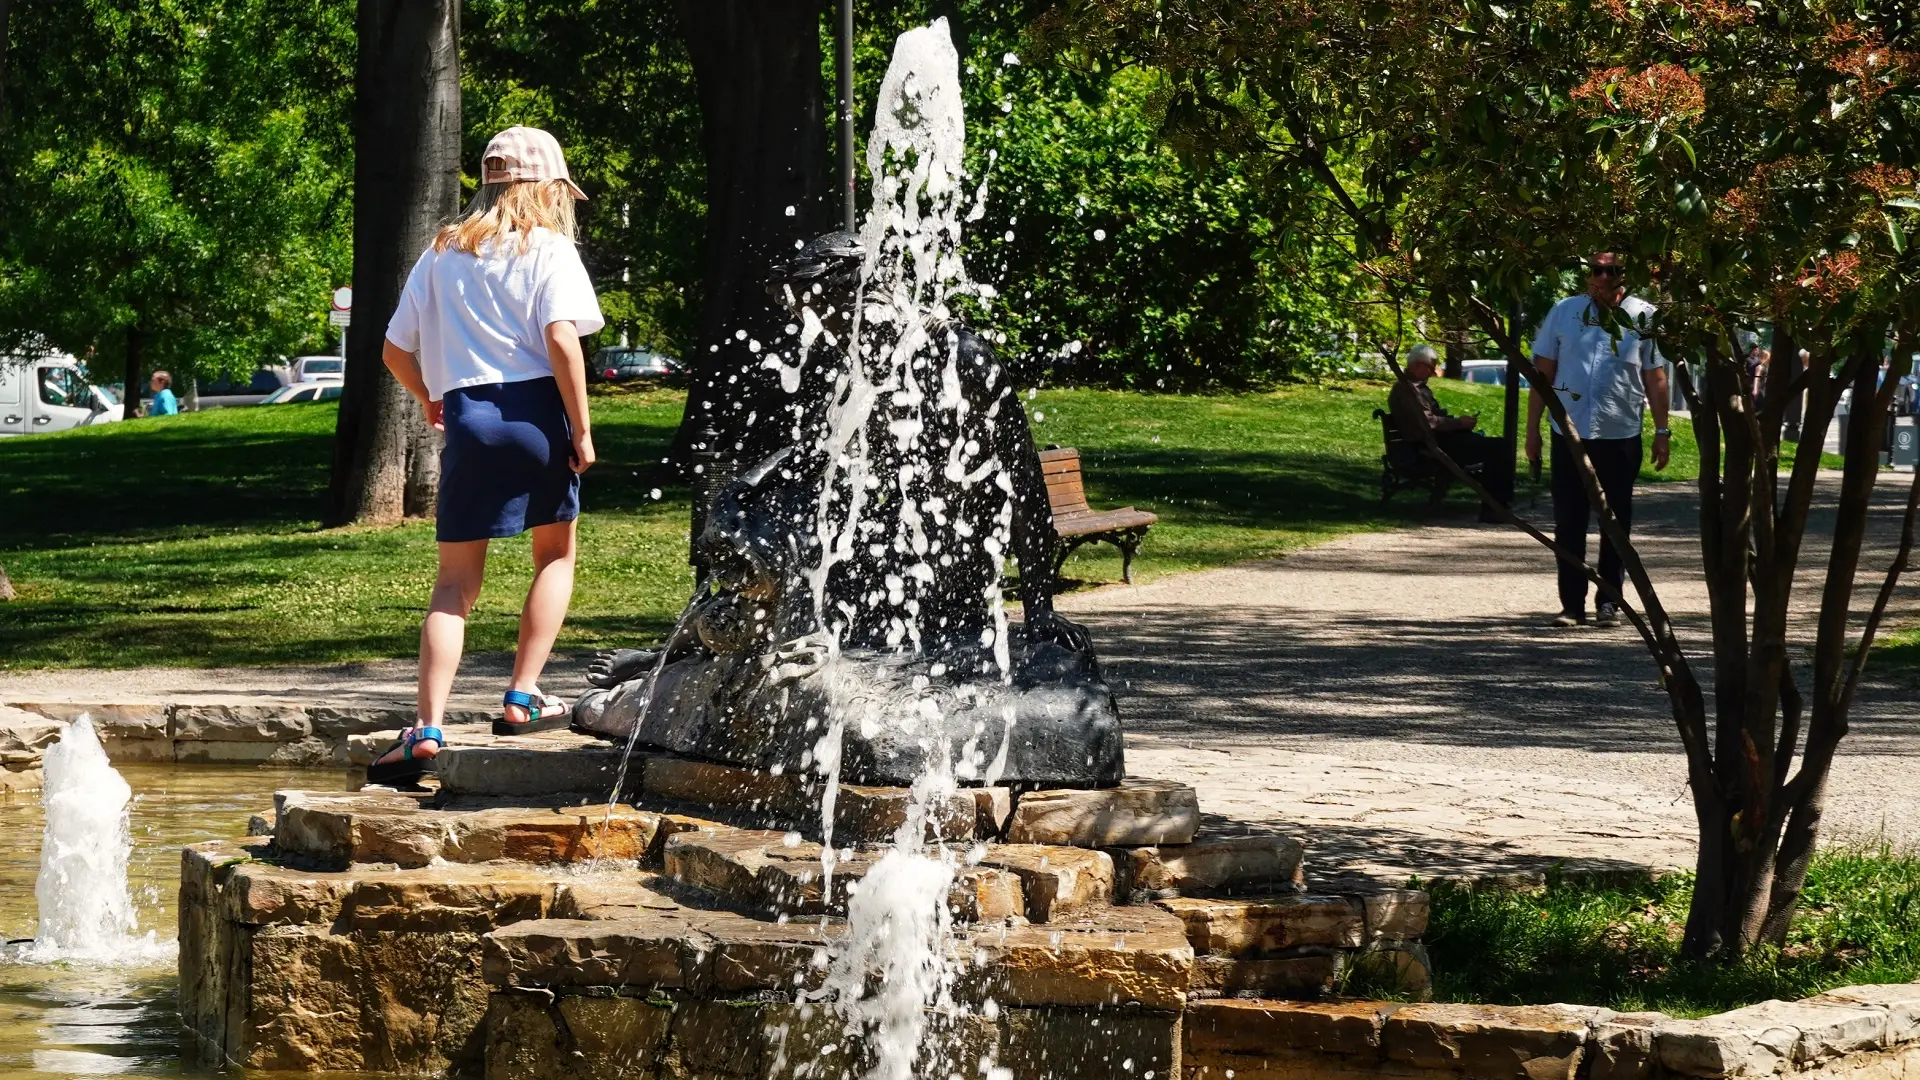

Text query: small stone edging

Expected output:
[0,700,488,786]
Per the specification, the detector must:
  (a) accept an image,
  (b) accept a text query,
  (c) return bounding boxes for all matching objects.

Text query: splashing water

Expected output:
[16,715,168,964]
[796,19,1016,1080]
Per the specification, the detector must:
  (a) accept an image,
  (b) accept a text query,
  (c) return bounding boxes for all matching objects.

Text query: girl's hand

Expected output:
[570,432,596,474]
[424,399,444,431]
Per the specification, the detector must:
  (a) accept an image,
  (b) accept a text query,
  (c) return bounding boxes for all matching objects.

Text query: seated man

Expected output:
[1388,344,1509,500]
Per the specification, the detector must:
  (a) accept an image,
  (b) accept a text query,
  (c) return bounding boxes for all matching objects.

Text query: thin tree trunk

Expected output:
[182,372,199,412]
[667,0,829,476]
[0,561,15,602]
[121,323,143,420]
[326,0,459,526]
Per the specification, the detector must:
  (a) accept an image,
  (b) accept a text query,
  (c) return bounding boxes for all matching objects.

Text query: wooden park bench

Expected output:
[1039,447,1158,585]
[1373,407,1484,507]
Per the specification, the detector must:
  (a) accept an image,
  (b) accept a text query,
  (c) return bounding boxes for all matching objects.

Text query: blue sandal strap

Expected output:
[502,689,539,710]
[400,726,445,760]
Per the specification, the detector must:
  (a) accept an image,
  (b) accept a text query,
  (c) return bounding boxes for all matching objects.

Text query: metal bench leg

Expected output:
[1117,533,1142,584]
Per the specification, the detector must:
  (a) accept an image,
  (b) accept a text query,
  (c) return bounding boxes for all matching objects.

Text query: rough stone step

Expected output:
[639,754,1000,843]
[973,844,1116,922]
[1110,831,1307,900]
[484,903,1196,1011]
[661,828,1023,921]
[272,789,661,869]
[1156,885,1430,958]
[434,739,639,800]
[1005,777,1200,847]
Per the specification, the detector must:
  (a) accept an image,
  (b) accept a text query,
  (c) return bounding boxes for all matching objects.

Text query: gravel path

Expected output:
[1057,471,1920,880]
[5,471,1917,883]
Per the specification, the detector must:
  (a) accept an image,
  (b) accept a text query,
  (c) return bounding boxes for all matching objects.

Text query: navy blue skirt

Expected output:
[437,377,580,542]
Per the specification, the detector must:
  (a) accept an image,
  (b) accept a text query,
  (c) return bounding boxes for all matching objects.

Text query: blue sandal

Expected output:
[366,726,444,786]
[494,689,571,736]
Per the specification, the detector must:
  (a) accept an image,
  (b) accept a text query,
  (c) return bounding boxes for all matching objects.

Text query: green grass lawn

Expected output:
[1415,848,1920,1016]
[0,378,1691,670]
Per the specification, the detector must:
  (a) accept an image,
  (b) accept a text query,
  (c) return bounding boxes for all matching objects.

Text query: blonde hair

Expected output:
[434,178,578,255]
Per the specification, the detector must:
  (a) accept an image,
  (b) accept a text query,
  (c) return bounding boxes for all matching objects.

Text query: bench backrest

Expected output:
[1038,447,1094,517]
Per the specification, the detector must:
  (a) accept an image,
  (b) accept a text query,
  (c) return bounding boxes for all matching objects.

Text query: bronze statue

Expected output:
[573,233,1120,788]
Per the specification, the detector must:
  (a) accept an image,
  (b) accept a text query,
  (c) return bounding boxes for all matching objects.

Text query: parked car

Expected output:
[258,380,344,405]
[290,355,346,383]
[191,366,292,410]
[1458,358,1513,386]
[594,346,678,381]
[0,352,124,436]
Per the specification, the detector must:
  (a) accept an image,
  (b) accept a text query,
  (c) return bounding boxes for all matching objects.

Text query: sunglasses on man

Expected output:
[1587,264,1623,278]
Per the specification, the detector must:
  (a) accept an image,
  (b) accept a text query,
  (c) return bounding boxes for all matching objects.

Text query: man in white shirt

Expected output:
[1525,253,1671,627]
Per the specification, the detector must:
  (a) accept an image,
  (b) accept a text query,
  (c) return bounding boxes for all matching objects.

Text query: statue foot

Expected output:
[586,647,660,689]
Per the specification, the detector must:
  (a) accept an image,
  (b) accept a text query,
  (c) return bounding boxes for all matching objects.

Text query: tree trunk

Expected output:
[326,0,459,526]
[1442,325,1469,380]
[121,323,144,420]
[182,372,199,412]
[667,0,829,474]
[0,561,15,602]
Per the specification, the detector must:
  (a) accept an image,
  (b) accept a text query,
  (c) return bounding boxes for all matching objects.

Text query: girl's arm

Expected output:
[546,321,595,473]
[381,340,442,429]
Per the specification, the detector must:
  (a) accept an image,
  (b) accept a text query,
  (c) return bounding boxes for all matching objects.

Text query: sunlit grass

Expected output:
[0,378,1722,669]
[1418,846,1920,1016]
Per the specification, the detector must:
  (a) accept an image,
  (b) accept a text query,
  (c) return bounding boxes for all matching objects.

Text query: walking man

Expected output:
[1525,252,1670,627]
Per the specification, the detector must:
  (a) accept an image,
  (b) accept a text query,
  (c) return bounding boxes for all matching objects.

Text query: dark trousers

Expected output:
[1434,431,1513,520]
[1550,434,1642,615]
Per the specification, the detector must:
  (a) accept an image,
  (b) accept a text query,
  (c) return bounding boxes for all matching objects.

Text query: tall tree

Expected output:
[667,0,830,469]
[326,0,462,525]
[1059,0,1920,959]
[0,0,350,416]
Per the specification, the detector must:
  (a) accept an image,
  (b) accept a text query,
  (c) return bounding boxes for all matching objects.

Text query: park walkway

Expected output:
[1058,471,1920,880]
[4,472,1916,883]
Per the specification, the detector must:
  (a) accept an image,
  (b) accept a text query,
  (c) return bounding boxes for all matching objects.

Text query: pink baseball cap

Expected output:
[480,126,587,200]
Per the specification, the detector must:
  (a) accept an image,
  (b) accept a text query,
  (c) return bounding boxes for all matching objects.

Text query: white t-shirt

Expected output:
[385,227,605,401]
[1530,293,1667,440]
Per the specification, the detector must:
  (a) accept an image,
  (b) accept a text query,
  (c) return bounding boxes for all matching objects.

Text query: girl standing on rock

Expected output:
[369,126,603,785]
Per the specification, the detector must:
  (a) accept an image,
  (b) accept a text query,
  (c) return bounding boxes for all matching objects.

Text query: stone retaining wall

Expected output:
[0,700,481,782]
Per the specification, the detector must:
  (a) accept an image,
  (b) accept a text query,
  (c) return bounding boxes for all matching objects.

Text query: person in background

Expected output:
[1525,252,1670,629]
[147,371,179,416]
[1389,344,1505,477]
[368,125,604,785]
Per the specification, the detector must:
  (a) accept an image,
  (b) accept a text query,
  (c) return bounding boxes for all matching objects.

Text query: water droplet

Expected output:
[1093,228,1106,241]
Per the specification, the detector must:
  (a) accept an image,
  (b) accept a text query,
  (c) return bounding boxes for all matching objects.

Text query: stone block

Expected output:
[484,991,674,1078]
[1191,951,1343,1000]
[1157,894,1364,957]
[998,1006,1181,1080]
[560,993,672,1060]
[833,782,979,843]
[964,907,1194,1010]
[0,763,43,791]
[1590,1012,1668,1080]
[240,923,492,1074]
[246,813,273,836]
[973,786,1013,838]
[977,844,1114,922]
[9,701,169,741]
[669,1000,767,1075]
[444,806,662,865]
[335,874,558,933]
[1656,999,1888,1075]
[1347,942,1434,1000]
[1006,778,1199,847]
[1186,998,1395,1058]
[1358,887,1431,941]
[0,706,65,764]
[175,736,336,766]
[308,704,416,739]
[692,911,844,994]
[1117,833,1306,899]
[642,754,810,818]
[438,744,636,800]
[664,827,1020,922]
[1811,985,1920,1046]
[1385,1002,1607,1079]
[483,915,710,990]
[550,878,685,921]
[949,866,1026,923]
[171,702,313,742]
[483,991,565,1080]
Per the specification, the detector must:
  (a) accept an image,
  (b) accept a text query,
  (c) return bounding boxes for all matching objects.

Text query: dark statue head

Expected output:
[769,231,864,331]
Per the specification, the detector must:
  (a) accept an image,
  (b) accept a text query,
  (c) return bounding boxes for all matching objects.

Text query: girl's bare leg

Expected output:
[504,518,578,722]
[377,539,489,766]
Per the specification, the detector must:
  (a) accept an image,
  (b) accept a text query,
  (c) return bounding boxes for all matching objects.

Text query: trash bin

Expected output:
[1895,416,1919,469]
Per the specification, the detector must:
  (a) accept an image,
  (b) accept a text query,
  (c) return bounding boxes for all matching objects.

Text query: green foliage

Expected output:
[0,0,352,384]
[1425,847,1920,1015]
[463,0,706,357]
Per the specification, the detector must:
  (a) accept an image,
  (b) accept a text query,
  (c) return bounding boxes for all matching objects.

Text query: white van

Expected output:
[0,353,124,437]
[290,356,346,383]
